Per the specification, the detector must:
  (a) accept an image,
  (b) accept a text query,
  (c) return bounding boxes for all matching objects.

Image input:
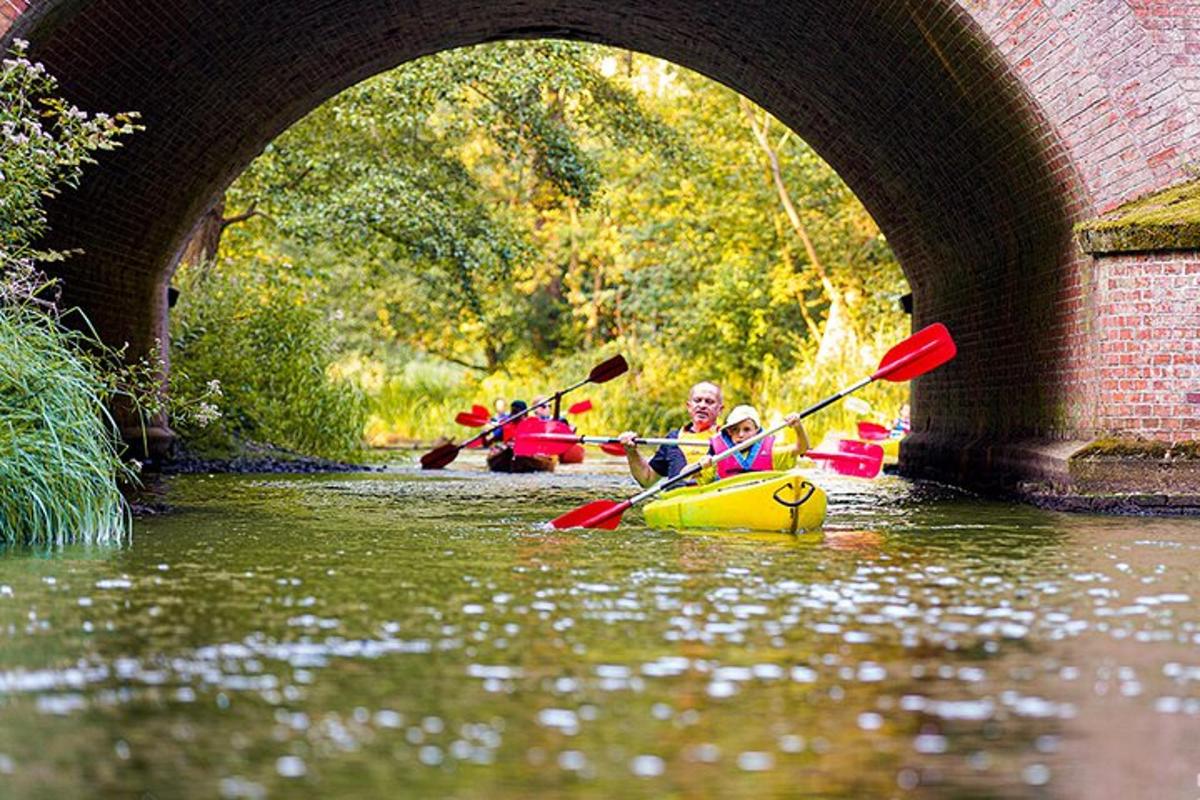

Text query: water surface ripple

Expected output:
[1,458,1197,798]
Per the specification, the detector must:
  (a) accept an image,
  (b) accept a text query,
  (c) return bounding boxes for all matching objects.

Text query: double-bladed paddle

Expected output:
[515,432,701,457]
[548,323,956,529]
[420,355,629,469]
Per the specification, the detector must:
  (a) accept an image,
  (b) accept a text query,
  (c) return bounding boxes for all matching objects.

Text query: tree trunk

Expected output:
[177,192,264,278]
[179,197,226,272]
[739,98,858,373]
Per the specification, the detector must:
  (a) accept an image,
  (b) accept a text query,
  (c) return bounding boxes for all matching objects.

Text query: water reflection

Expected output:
[0,460,1197,797]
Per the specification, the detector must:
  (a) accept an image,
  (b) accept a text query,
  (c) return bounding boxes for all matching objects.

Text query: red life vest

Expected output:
[710,431,775,479]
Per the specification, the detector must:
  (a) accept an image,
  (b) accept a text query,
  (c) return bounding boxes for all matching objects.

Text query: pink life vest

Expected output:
[710,431,775,479]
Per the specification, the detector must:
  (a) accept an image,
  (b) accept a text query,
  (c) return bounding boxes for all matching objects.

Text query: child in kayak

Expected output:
[698,405,810,481]
[491,399,527,444]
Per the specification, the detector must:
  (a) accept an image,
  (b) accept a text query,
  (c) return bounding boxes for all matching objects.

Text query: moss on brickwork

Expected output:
[1071,437,1200,461]
[1075,178,1200,254]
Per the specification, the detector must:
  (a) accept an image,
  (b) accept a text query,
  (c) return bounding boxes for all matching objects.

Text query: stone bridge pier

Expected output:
[3,0,1198,509]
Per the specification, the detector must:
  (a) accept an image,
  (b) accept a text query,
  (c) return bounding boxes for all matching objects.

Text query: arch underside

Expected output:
[8,0,1112,492]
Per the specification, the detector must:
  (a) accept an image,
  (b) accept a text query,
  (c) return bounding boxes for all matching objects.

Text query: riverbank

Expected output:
[159,442,378,475]
[127,442,381,517]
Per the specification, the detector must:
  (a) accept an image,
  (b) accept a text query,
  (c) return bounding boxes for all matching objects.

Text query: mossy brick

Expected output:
[1075,178,1200,254]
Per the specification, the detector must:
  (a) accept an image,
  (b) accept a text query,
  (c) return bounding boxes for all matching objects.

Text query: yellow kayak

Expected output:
[880,437,900,464]
[643,470,827,534]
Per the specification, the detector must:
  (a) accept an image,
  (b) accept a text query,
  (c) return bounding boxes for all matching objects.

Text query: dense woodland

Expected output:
[170,41,911,456]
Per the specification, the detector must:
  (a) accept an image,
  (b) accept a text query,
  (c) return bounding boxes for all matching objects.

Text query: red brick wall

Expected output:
[1094,253,1200,438]
[965,1,1199,209]
[0,1,29,33]
[946,1,1200,446]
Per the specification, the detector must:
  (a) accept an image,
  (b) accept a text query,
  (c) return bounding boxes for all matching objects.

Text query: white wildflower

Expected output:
[193,401,222,428]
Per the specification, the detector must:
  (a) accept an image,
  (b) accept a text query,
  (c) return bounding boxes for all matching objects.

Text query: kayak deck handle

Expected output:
[772,481,816,508]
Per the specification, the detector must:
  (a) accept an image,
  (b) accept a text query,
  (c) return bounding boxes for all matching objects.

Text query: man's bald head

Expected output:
[686,381,724,432]
[689,381,723,403]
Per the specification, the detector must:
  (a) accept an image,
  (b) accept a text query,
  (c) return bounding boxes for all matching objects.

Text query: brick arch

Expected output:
[4,1,1198,501]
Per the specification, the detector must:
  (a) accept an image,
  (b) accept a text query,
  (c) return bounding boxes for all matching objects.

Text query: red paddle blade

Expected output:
[806,443,884,478]
[514,433,576,457]
[567,399,593,415]
[873,323,956,382]
[420,443,460,469]
[472,404,489,419]
[599,441,626,456]
[550,499,629,530]
[836,439,884,478]
[455,412,488,427]
[827,455,882,479]
[588,354,629,384]
[857,421,891,441]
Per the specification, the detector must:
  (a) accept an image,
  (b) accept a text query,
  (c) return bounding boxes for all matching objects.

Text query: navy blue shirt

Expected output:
[648,425,703,479]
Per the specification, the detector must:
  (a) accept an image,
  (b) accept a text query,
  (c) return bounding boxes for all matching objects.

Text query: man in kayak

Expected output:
[531,396,554,421]
[697,404,809,482]
[618,381,723,487]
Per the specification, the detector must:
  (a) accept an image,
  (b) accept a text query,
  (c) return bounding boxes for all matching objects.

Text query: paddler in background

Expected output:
[531,396,554,422]
[490,398,508,424]
[531,394,578,434]
[491,399,526,444]
[618,381,724,487]
[695,404,809,482]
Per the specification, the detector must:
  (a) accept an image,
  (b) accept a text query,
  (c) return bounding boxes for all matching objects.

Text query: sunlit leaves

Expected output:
[225,41,683,371]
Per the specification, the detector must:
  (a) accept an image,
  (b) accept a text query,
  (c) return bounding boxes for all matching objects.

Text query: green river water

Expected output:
[1,454,1198,798]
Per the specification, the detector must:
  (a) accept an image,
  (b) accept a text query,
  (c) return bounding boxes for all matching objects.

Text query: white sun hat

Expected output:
[723,404,762,429]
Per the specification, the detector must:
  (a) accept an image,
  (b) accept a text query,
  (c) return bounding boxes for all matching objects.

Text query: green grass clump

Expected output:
[0,304,132,545]
[170,264,367,460]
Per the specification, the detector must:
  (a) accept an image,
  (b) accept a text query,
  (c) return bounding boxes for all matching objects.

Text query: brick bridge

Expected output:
[4,1,1198,507]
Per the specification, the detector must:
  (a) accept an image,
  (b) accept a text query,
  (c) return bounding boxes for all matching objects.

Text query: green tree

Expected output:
[186,44,910,446]
[197,41,685,372]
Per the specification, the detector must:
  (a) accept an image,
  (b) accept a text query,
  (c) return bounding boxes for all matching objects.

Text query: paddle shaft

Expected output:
[590,435,706,448]
[525,432,877,466]
[625,373,879,508]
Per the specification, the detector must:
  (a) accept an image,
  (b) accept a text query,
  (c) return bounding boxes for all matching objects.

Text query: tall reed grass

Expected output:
[0,304,133,545]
